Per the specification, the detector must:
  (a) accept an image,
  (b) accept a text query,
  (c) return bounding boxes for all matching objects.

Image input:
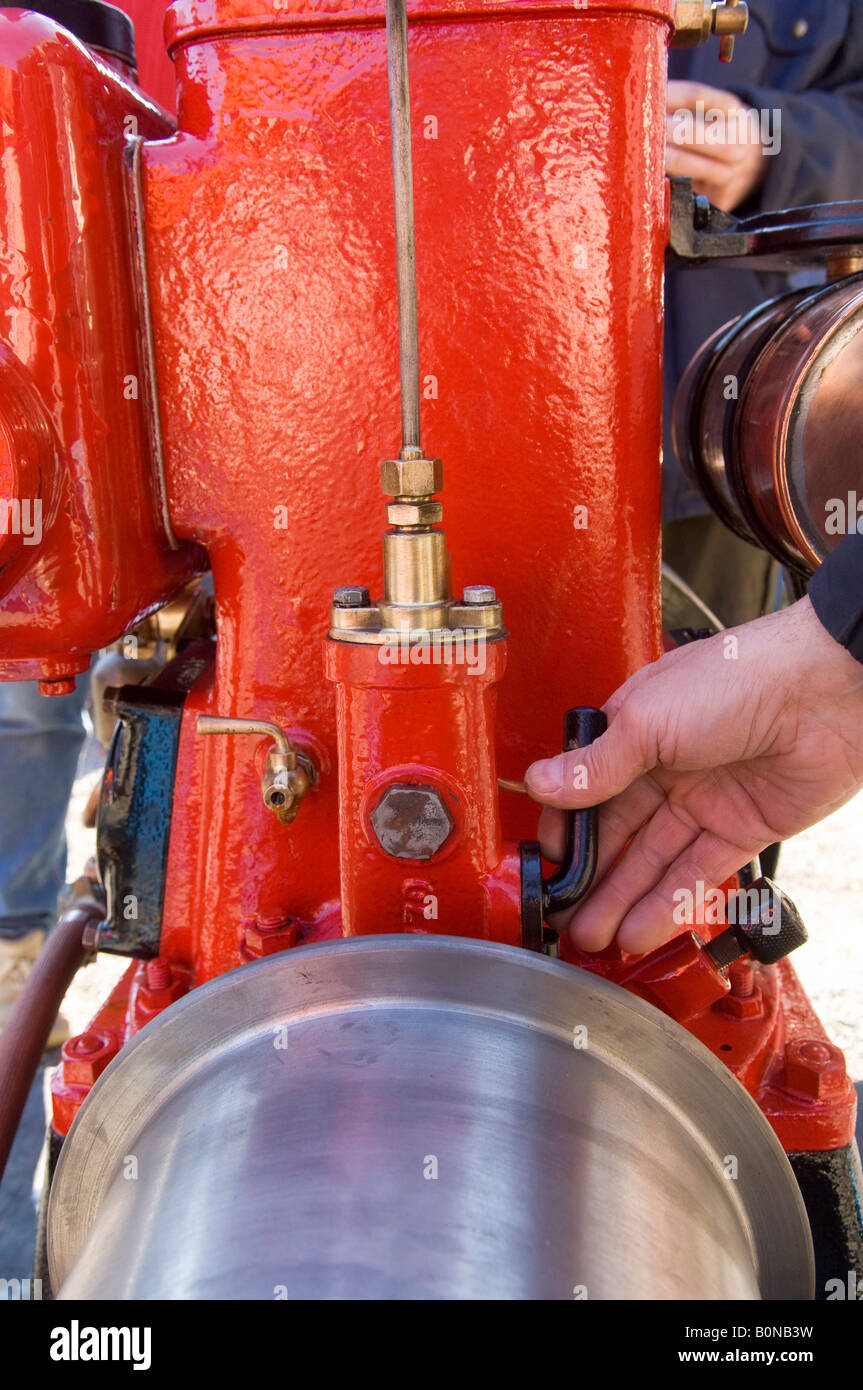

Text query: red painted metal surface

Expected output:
[325,637,522,942]
[144,0,670,981]
[0,10,203,687]
[559,921,856,1152]
[0,2,851,1155]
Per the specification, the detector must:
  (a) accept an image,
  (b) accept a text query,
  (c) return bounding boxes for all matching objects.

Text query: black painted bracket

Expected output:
[96,641,212,956]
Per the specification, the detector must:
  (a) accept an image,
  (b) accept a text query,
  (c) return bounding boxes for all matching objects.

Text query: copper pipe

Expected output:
[0,898,103,1182]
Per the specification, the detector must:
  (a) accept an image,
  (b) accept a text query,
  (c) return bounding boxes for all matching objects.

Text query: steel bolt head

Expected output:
[333,585,370,609]
[462,585,496,605]
[370,784,454,860]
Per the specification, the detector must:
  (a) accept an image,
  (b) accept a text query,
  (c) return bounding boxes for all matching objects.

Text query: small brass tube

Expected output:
[383,530,448,607]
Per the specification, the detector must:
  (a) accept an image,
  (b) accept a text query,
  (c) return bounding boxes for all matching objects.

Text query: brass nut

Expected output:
[671,0,748,49]
[387,501,443,527]
[670,0,712,46]
[380,456,443,498]
[333,585,370,608]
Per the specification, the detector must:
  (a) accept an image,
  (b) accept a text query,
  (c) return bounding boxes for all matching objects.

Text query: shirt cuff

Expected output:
[809,533,863,665]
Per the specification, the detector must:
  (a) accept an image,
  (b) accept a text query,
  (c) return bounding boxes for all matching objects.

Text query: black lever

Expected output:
[542,707,607,916]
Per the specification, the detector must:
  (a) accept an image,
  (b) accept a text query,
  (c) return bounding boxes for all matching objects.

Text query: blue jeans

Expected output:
[0,677,89,940]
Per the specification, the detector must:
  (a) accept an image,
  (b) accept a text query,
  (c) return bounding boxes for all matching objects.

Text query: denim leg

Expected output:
[0,677,89,939]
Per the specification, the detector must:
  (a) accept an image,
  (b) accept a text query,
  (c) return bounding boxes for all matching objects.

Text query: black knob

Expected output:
[705,877,808,969]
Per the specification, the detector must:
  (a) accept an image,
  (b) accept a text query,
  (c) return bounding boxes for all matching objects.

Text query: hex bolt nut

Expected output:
[241,916,299,958]
[462,585,497,605]
[61,1029,118,1085]
[333,586,371,609]
[380,456,443,498]
[388,501,443,528]
[783,1039,847,1101]
[370,784,454,860]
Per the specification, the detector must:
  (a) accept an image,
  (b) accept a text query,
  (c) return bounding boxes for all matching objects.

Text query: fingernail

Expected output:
[526,757,563,796]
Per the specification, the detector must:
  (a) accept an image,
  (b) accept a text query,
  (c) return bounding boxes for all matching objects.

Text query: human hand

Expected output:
[525,598,863,956]
[665,79,769,212]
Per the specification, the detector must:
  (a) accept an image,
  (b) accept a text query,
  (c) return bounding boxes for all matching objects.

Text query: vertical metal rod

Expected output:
[385,0,422,458]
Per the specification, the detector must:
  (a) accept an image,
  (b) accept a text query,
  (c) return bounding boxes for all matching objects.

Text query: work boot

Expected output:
[0,929,70,1048]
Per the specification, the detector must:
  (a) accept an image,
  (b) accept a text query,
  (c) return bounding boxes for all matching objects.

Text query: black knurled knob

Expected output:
[705,877,808,969]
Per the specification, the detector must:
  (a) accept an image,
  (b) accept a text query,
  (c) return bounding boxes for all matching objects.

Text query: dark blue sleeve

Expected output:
[809,533,863,665]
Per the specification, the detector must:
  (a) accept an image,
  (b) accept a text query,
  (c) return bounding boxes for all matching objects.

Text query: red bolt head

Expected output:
[61,1030,118,1085]
[241,917,298,959]
[783,1039,847,1101]
[137,959,185,1015]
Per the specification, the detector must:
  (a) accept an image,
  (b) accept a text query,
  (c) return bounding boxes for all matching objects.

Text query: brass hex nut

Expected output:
[387,500,443,527]
[670,0,712,46]
[370,784,453,860]
[380,456,443,498]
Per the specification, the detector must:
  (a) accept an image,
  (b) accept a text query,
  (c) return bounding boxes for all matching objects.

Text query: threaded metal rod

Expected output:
[385,0,422,457]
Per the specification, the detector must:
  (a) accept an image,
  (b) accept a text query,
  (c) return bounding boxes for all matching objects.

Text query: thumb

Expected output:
[525,711,652,809]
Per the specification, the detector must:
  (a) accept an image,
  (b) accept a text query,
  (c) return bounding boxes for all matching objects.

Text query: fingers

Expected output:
[566,796,702,953]
[539,774,668,873]
[666,80,724,111]
[665,145,746,183]
[537,805,566,862]
[588,826,764,958]
[526,709,654,811]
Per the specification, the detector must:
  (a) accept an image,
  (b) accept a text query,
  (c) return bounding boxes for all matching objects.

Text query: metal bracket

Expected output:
[667,178,863,272]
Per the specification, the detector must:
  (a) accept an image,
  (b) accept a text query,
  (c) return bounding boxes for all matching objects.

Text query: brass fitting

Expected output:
[387,500,443,527]
[380,455,443,499]
[196,716,315,824]
[261,749,311,825]
[671,0,748,60]
[330,446,504,642]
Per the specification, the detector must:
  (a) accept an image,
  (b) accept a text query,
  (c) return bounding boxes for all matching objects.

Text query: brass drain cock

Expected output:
[196,716,315,824]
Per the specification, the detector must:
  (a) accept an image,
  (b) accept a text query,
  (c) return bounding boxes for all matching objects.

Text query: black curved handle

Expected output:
[542,706,607,916]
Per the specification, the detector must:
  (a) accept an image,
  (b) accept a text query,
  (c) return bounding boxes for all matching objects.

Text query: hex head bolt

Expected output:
[783,1039,847,1101]
[333,586,371,608]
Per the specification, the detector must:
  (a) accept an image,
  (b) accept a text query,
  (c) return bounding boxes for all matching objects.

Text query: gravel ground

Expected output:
[778,795,863,1077]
